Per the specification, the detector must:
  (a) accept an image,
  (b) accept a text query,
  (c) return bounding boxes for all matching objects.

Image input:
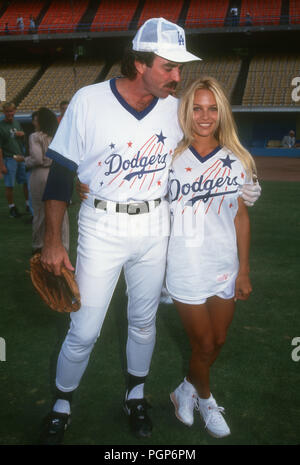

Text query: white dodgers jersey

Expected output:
[166,145,248,302]
[47,78,182,202]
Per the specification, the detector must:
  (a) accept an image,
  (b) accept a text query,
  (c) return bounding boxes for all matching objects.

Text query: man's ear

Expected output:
[134,60,147,76]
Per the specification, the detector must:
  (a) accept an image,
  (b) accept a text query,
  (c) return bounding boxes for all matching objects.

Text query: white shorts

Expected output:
[167,275,236,305]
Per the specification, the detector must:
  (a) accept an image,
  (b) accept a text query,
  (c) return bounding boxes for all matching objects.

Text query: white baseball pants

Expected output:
[56,197,170,392]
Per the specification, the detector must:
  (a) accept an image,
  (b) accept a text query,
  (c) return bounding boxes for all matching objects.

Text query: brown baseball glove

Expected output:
[30,253,81,313]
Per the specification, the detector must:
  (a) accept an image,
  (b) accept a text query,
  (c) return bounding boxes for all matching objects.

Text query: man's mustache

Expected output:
[164,82,178,90]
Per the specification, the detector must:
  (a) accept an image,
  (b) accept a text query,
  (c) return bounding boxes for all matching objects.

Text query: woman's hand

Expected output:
[76,178,90,201]
[13,155,25,162]
[234,273,252,301]
[14,130,25,138]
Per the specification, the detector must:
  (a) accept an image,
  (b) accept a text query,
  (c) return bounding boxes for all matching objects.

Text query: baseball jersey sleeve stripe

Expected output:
[46,148,78,172]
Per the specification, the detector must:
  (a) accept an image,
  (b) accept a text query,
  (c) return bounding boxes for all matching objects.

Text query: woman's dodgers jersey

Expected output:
[47,78,182,203]
[166,145,248,302]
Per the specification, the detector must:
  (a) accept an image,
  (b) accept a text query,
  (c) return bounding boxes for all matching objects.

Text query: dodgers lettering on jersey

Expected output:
[166,145,248,302]
[47,78,182,202]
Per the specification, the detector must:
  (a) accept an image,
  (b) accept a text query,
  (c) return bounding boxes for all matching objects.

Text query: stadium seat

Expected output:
[0,0,45,35]
[239,0,281,26]
[104,62,122,81]
[38,0,88,34]
[266,139,281,147]
[17,59,105,113]
[0,62,42,104]
[290,0,300,24]
[90,0,138,32]
[137,0,183,27]
[185,0,229,28]
[242,54,300,106]
[175,57,242,100]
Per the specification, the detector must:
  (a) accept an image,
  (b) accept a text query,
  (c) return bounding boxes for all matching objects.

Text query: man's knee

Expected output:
[62,328,100,362]
[128,321,156,345]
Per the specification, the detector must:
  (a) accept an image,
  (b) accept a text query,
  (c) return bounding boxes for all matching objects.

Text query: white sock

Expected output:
[53,399,71,415]
[198,394,213,404]
[127,383,144,400]
[183,377,196,393]
[9,204,15,208]
[26,200,30,206]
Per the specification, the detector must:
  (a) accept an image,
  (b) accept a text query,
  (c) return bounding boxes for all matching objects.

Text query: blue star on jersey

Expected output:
[219,155,235,169]
[156,131,167,145]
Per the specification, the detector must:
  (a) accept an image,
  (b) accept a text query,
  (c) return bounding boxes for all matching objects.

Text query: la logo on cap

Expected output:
[177,31,185,46]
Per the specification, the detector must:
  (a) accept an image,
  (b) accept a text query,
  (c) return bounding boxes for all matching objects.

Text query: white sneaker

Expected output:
[170,379,198,426]
[196,394,231,438]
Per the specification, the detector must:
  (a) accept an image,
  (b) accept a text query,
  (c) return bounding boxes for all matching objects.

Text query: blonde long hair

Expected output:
[174,76,257,178]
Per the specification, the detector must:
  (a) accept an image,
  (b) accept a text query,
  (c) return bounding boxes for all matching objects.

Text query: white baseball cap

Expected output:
[132,17,201,63]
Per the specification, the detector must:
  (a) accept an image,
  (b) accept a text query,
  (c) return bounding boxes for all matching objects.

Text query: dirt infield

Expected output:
[253,156,300,182]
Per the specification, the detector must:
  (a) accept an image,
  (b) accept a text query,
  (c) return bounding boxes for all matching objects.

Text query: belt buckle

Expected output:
[94,199,107,211]
[127,202,146,215]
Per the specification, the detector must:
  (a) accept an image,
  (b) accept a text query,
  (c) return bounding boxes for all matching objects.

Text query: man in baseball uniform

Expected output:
[38,18,261,444]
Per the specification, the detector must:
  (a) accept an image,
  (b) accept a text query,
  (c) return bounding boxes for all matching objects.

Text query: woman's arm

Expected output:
[25,132,52,169]
[234,197,252,301]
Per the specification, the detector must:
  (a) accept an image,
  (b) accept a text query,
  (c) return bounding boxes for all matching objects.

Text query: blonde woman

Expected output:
[167,77,257,438]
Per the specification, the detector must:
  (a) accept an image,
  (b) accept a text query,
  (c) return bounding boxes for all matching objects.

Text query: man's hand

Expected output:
[240,181,262,207]
[76,178,89,201]
[41,244,74,276]
[15,130,24,138]
[0,163,7,174]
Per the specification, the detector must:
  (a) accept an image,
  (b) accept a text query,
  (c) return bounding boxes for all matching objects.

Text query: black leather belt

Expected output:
[94,198,162,215]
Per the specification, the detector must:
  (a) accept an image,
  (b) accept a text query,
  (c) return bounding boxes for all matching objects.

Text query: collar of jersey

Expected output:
[110,78,159,120]
[189,145,222,163]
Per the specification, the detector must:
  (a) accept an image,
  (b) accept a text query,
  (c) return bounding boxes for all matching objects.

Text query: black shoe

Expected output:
[124,397,152,438]
[39,411,71,445]
[9,206,21,218]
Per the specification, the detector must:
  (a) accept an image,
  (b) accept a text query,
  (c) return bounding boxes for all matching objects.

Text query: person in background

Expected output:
[230,7,239,26]
[24,111,39,221]
[29,15,36,34]
[57,100,69,124]
[281,130,296,148]
[0,102,29,218]
[14,107,69,254]
[17,16,24,34]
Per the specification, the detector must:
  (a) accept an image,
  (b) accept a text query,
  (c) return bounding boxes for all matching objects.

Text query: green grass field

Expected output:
[0,179,299,446]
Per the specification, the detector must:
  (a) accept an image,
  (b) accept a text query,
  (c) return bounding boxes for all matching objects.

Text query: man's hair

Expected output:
[121,47,156,79]
[2,102,16,111]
